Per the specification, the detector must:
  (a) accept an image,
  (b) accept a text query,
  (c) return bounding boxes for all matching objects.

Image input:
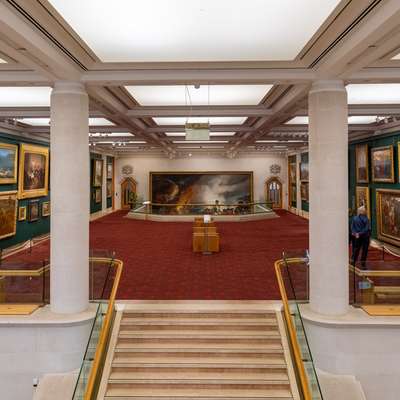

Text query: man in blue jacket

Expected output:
[351,206,371,268]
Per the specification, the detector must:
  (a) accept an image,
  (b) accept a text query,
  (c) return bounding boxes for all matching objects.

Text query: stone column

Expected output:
[50,81,89,314]
[309,80,349,316]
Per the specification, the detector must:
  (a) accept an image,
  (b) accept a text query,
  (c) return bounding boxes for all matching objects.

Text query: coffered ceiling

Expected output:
[0,0,399,157]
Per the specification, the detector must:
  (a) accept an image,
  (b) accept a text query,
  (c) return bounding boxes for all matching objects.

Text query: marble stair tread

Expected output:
[120,319,278,325]
[121,311,278,318]
[108,379,291,386]
[114,348,284,355]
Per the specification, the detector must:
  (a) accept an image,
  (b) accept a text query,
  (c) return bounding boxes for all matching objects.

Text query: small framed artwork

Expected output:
[18,206,27,221]
[92,159,103,187]
[28,200,40,222]
[0,191,18,239]
[42,201,50,217]
[300,182,309,201]
[300,162,309,182]
[355,144,369,183]
[376,189,400,247]
[107,180,112,198]
[356,186,370,218]
[371,145,394,183]
[107,163,113,180]
[94,188,101,203]
[0,142,18,184]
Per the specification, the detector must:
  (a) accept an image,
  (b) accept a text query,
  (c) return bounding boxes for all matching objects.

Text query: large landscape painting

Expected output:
[150,172,253,214]
[371,145,394,183]
[0,143,18,184]
[376,189,400,247]
[0,191,17,239]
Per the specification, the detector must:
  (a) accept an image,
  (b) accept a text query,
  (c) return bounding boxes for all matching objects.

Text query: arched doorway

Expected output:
[121,177,137,210]
[265,177,282,209]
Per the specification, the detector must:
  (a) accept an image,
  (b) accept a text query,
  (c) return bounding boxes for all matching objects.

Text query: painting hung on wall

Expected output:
[28,200,40,222]
[355,144,369,183]
[94,188,101,203]
[93,159,103,187]
[0,191,17,239]
[107,163,113,180]
[107,180,112,198]
[289,163,296,183]
[371,145,394,183]
[0,142,18,184]
[300,162,309,182]
[150,172,253,214]
[18,206,27,221]
[376,189,400,246]
[42,201,50,217]
[300,182,309,201]
[18,144,49,199]
[356,186,370,218]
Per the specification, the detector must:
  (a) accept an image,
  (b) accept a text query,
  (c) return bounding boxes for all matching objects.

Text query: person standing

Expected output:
[351,206,371,268]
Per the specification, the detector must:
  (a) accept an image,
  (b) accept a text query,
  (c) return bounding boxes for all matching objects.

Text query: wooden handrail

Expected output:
[274,258,312,400]
[83,258,123,400]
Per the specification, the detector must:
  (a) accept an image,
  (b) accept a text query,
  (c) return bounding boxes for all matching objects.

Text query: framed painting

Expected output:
[355,144,369,183]
[42,201,50,217]
[0,142,18,184]
[300,162,309,182]
[93,159,103,187]
[28,200,40,222]
[107,163,113,180]
[18,144,49,199]
[289,163,296,184]
[107,180,112,198]
[94,188,102,203]
[371,145,394,183]
[355,186,370,218]
[300,182,309,201]
[18,206,27,221]
[0,191,17,239]
[376,189,400,247]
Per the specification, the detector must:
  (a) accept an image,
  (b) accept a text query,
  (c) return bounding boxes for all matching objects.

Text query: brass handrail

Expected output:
[83,257,123,400]
[349,264,400,278]
[149,202,270,207]
[274,258,312,400]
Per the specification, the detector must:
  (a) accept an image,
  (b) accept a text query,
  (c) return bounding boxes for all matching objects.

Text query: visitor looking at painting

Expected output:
[351,206,371,269]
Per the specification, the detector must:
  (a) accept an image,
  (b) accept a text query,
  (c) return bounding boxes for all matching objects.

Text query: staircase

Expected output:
[98,303,300,399]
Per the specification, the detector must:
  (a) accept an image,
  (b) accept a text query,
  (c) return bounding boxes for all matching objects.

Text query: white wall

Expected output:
[114,154,287,209]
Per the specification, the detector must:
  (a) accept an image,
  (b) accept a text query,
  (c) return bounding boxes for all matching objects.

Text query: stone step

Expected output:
[119,323,278,332]
[109,366,289,381]
[116,334,281,340]
[116,337,282,350]
[121,318,278,325]
[105,382,293,399]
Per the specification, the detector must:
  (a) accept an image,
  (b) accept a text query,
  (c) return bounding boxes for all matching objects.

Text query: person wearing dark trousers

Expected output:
[351,206,371,269]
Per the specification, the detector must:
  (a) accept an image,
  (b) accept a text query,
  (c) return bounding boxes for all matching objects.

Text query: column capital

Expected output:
[310,80,346,95]
[52,80,87,96]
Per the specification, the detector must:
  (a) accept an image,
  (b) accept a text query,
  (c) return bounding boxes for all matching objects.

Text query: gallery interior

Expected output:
[0,1,400,399]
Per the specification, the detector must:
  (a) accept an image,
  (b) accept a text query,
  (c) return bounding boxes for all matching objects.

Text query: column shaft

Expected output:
[309,80,349,316]
[50,81,89,314]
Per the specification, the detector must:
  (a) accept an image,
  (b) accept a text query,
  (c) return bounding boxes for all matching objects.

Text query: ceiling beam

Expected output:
[0,107,105,118]
[126,105,273,118]
[145,125,255,133]
[294,104,400,116]
[82,68,317,86]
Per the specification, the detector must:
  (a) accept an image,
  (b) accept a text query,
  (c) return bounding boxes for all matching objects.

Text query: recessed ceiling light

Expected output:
[49,0,340,62]
[153,117,246,126]
[347,84,400,104]
[391,53,400,60]
[89,118,114,126]
[285,115,380,124]
[0,58,7,63]
[0,87,51,107]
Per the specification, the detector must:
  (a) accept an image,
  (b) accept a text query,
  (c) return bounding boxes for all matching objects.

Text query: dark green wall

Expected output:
[0,133,50,249]
[90,152,103,214]
[349,132,400,239]
[301,152,309,212]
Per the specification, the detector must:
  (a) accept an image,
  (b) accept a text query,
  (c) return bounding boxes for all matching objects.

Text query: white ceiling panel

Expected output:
[153,117,247,125]
[49,0,340,62]
[16,117,114,126]
[0,87,51,107]
[89,118,115,126]
[0,58,6,63]
[286,115,379,125]
[126,85,272,106]
[347,84,400,104]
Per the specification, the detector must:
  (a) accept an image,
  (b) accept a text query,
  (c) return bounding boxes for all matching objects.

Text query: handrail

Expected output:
[349,264,400,278]
[149,201,270,207]
[83,257,123,400]
[275,258,312,400]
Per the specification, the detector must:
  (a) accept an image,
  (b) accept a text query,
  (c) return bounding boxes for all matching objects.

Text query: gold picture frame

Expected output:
[94,188,102,203]
[376,189,400,247]
[18,206,27,221]
[42,201,50,217]
[0,142,18,184]
[371,145,394,183]
[300,182,309,201]
[92,159,103,187]
[355,186,370,219]
[0,190,18,239]
[18,143,49,199]
[355,144,369,183]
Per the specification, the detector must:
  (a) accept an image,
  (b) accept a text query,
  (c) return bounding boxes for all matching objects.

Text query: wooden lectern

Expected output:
[192,217,220,253]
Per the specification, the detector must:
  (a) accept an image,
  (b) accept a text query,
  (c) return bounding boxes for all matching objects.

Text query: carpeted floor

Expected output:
[5,210,396,300]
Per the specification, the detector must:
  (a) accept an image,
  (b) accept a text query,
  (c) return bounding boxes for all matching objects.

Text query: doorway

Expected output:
[265,177,282,209]
[121,177,137,210]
